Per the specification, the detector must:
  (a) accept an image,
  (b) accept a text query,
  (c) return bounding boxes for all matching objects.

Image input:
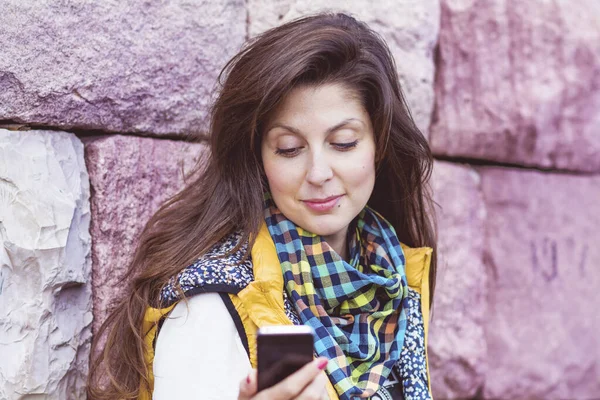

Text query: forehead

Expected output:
[266,83,367,127]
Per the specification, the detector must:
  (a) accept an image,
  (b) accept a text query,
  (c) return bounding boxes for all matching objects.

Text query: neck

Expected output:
[324,232,349,262]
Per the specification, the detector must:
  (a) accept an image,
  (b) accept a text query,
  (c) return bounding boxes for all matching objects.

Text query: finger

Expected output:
[237,370,257,400]
[259,357,328,400]
[295,372,328,400]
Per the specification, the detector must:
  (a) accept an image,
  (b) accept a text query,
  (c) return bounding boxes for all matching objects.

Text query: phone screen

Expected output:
[257,331,314,391]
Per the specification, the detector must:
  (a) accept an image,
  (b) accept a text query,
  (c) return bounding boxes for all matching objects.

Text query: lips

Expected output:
[304,195,343,203]
[302,195,343,212]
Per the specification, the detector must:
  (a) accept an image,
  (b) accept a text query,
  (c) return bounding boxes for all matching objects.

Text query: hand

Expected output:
[238,357,329,400]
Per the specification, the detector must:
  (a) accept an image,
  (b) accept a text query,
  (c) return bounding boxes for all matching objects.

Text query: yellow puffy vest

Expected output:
[139,224,433,399]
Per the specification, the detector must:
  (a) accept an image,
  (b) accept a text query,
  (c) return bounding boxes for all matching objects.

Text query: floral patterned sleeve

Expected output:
[397,287,431,400]
[372,287,432,400]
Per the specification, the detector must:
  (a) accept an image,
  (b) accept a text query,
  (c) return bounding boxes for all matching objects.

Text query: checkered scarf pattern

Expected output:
[264,194,409,399]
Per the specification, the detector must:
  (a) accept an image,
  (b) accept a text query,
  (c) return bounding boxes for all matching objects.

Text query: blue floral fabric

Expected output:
[160,231,253,306]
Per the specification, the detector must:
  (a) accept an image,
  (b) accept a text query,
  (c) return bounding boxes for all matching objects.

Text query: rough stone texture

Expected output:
[0,129,92,399]
[431,0,600,172]
[248,0,440,135]
[480,167,600,399]
[85,135,208,336]
[429,161,487,399]
[0,0,246,135]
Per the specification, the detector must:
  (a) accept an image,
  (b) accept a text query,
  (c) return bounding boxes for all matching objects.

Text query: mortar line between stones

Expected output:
[0,121,209,143]
[435,154,599,177]
[244,0,251,40]
[428,13,443,146]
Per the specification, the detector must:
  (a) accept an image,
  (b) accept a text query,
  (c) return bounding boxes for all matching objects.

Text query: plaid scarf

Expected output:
[263,194,409,399]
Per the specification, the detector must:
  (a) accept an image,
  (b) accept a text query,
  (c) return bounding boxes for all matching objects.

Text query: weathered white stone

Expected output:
[0,129,92,399]
[429,161,488,399]
[0,0,246,135]
[248,0,440,135]
[480,167,600,399]
[431,0,600,172]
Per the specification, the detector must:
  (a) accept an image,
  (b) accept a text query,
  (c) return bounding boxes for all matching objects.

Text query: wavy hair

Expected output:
[88,12,437,399]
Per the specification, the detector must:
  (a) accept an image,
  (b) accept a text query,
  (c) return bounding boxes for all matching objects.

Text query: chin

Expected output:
[302,217,349,237]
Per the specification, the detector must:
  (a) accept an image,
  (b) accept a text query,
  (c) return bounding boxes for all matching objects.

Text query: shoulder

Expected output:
[160,231,254,306]
[153,293,251,399]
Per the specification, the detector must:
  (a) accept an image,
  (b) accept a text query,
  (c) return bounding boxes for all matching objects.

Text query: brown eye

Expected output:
[275,147,302,157]
[332,140,359,150]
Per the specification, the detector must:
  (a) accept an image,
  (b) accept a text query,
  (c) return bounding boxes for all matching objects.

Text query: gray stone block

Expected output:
[0,129,92,399]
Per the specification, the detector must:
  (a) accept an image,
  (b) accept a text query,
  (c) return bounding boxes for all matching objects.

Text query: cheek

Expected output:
[263,157,302,198]
[341,151,376,189]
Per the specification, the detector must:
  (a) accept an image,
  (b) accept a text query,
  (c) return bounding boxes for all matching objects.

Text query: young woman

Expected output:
[88,12,437,400]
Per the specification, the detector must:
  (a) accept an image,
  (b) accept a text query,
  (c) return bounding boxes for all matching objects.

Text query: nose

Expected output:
[305,151,333,186]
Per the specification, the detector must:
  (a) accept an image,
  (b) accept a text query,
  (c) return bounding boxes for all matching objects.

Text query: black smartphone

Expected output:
[256,325,315,392]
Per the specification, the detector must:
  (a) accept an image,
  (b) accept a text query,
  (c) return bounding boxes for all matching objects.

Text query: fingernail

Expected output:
[317,359,328,370]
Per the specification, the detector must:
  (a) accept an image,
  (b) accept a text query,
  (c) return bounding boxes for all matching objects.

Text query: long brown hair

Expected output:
[88,12,437,399]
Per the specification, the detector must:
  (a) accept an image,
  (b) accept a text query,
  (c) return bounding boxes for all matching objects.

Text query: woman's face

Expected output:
[261,83,376,252]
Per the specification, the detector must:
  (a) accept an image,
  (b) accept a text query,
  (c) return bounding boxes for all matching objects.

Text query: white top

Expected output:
[153,293,252,400]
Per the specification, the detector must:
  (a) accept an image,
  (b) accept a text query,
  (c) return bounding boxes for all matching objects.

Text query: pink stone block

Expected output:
[429,161,488,399]
[84,135,207,336]
[431,0,600,172]
[480,167,600,399]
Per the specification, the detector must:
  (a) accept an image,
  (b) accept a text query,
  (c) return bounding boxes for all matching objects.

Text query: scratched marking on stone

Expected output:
[530,238,558,282]
[530,241,539,272]
[579,244,588,277]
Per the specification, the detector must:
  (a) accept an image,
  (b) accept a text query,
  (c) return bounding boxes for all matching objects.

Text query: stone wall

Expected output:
[0,1,598,399]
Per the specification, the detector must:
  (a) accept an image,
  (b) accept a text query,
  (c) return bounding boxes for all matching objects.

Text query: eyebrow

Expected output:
[267,118,363,136]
